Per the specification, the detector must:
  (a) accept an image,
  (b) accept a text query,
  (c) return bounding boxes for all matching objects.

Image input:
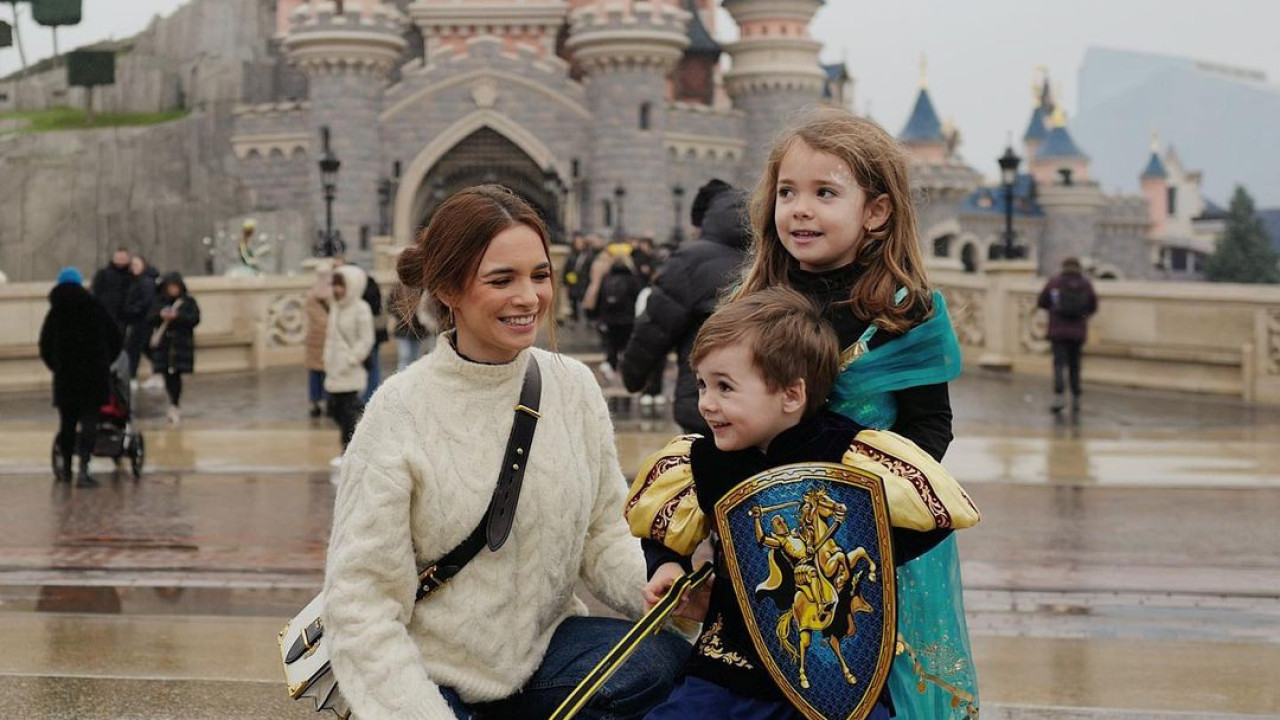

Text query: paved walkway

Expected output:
[0,352,1278,719]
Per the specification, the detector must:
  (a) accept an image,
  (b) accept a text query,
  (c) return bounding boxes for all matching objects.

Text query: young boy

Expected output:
[627,287,980,720]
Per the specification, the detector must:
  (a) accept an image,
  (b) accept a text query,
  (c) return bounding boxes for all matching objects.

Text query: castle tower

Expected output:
[1030,107,1089,186]
[899,59,948,165]
[283,0,407,255]
[1140,131,1170,238]
[1023,68,1054,160]
[567,1,690,237]
[722,0,826,183]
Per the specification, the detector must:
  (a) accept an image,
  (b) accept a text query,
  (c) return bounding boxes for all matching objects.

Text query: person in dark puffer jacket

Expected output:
[621,181,750,434]
[150,272,201,426]
[40,267,123,487]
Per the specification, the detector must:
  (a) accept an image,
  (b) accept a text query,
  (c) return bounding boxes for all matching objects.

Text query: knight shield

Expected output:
[715,463,896,720]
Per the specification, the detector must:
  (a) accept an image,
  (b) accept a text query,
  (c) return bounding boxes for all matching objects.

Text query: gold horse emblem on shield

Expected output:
[751,486,879,690]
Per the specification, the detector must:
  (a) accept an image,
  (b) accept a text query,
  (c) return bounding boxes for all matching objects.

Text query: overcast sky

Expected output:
[4,0,1279,189]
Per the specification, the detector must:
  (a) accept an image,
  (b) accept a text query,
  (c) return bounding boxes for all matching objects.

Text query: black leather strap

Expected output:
[415,356,542,600]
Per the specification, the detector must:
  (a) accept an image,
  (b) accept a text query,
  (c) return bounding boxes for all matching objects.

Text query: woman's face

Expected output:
[130,257,146,275]
[448,224,553,364]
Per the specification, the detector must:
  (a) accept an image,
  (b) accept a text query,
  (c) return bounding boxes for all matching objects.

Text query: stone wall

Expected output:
[0,110,251,283]
[0,0,276,114]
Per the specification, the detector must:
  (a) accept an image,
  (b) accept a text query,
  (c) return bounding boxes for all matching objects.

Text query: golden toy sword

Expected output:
[549,563,714,720]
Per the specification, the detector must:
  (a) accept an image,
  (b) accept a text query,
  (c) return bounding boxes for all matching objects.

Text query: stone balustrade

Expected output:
[2,260,1279,404]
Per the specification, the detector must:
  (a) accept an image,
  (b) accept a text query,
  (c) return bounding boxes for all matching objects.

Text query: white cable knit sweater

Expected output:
[323,337,647,720]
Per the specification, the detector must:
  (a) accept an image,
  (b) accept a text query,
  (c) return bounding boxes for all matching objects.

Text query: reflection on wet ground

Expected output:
[1,350,1278,718]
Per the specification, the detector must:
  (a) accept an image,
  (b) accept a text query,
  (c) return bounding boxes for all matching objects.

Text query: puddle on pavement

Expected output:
[0,585,316,617]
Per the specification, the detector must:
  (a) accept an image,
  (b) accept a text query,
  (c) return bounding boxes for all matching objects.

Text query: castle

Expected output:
[0,0,1217,281]
[230,0,851,257]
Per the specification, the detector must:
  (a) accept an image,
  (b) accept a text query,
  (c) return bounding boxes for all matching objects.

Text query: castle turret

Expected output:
[567,1,689,237]
[899,59,948,165]
[673,0,721,105]
[283,0,407,256]
[1141,131,1170,237]
[1023,68,1053,159]
[1031,107,1089,186]
[722,0,826,183]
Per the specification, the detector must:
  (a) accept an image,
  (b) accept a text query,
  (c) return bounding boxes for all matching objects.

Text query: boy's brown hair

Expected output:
[691,287,839,417]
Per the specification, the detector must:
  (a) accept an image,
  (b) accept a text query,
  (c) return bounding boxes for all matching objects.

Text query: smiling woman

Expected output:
[322,185,690,720]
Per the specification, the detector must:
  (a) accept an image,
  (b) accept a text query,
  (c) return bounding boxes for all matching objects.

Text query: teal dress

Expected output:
[827,290,979,720]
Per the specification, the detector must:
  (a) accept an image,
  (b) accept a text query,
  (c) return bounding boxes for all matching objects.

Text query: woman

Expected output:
[149,272,201,426]
[323,185,689,720]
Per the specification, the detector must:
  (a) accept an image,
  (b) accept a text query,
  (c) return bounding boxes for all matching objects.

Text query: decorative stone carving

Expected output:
[471,80,498,109]
[1267,308,1280,375]
[267,295,308,348]
[1018,294,1050,355]
[941,287,984,347]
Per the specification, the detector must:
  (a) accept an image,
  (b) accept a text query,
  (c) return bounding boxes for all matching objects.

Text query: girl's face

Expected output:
[164,282,181,298]
[774,141,891,272]
[331,278,346,301]
[447,224,553,364]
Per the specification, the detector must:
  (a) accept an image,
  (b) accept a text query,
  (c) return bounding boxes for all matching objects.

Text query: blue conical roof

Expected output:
[1141,152,1168,179]
[1024,105,1048,142]
[682,0,720,56]
[899,88,944,143]
[1036,125,1087,160]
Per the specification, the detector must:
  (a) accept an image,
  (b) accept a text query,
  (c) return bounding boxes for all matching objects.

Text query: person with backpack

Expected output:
[597,256,643,381]
[1037,256,1099,414]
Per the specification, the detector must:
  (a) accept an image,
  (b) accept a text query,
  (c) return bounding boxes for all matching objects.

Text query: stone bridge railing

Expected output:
[3,260,1279,405]
[932,263,1280,405]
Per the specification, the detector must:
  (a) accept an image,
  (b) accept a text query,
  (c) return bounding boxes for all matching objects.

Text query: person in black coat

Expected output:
[621,182,750,433]
[39,267,123,487]
[150,272,201,426]
[123,255,159,380]
[91,247,135,332]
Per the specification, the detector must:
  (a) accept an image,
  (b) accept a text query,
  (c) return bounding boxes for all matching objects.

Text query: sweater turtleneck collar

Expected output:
[434,330,531,384]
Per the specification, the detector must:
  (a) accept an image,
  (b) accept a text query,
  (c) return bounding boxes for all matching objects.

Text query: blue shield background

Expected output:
[719,471,893,720]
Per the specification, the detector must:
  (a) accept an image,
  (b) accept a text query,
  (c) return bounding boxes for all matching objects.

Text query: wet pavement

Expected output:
[1,336,1278,718]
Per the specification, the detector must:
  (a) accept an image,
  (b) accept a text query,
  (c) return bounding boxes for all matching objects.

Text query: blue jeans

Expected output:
[308,369,326,404]
[397,336,421,372]
[362,344,382,404]
[440,616,690,720]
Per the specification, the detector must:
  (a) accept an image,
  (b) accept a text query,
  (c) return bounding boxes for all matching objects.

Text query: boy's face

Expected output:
[695,343,806,453]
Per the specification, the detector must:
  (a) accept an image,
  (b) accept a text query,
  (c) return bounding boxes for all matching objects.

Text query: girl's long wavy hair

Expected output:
[734,107,932,334]
[396,184,558,349]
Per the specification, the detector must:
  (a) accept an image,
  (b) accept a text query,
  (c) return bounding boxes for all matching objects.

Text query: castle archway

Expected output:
[393,111,570,245]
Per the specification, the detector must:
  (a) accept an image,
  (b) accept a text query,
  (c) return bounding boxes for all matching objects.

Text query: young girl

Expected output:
[734,107,975,719]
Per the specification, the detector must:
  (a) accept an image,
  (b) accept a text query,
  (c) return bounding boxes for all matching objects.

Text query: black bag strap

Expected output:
[415,356,542,600]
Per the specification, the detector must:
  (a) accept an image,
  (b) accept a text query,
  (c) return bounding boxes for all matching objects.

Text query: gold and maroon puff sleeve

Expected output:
[625,435,709,557]
[841,429,982,532]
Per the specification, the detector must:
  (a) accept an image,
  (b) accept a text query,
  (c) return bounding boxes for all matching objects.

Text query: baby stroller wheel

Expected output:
[130,433,146,479]
[51,440,65,478]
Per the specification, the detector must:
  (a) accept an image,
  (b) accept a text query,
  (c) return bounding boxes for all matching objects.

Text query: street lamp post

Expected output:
[316,126,342,257]
[613,185,626,239]
[670,184,685,245]
[998,144,1021,260]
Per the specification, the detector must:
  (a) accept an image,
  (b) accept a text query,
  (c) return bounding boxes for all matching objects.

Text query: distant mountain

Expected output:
[1072,46,1280,206]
